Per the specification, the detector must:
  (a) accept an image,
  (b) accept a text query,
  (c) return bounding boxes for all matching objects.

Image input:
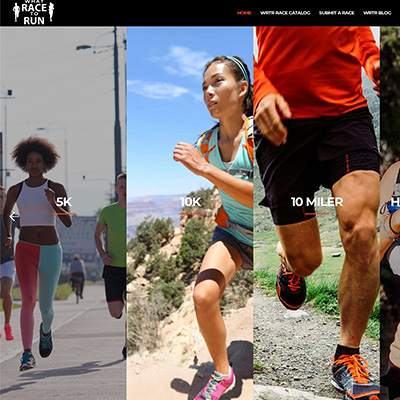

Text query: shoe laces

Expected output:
[281,265,301,292]
[21,352,33,365]
[202,371,224,398]
[287,273,301,292]
[41,331,52,348]
[333,354,370,384]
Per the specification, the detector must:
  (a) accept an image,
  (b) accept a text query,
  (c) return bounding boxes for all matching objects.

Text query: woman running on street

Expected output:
[3,136,72,371]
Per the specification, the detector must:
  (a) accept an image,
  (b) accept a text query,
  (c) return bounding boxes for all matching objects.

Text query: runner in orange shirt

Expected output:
[254,27,380,400]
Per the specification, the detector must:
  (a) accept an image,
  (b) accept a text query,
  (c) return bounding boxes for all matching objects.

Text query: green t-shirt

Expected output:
[99,202,126,268]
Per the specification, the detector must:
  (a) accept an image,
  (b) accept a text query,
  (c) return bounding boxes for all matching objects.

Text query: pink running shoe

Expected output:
[4,323,14,341]
[194,367,236,400]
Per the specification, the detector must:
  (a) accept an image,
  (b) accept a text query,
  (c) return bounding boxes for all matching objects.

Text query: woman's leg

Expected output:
[0,276,13,324]
[15,242,40,350]
[193,240,242,374]
[80,273,84,297]
[38,244,62,333]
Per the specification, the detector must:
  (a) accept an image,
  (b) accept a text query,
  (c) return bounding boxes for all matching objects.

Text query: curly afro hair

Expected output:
[12,136,60,172]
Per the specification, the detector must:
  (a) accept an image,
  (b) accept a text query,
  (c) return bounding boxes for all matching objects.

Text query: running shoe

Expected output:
[194,367,235,400]
[4,323,14,341]
[19,351,36,371]
[276,262,306,310]
[381,364,400,400]
[39,323,53,358]
[332,354,380,399]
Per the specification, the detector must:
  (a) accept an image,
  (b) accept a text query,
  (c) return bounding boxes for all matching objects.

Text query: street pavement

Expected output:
[0,284,126,400]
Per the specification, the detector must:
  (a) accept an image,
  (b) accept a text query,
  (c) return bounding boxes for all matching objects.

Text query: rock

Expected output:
[160,228,183,257]
[283,309,309,320]
[254,385,337,400]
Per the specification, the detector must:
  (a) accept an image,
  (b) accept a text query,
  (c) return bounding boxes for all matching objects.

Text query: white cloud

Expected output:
[127,80,189,100]
[154,46,210,79]
[164,65,179,75]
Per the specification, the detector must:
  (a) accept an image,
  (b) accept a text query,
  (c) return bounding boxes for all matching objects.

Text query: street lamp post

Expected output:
[0,89,15,188]
[113,27,122,183]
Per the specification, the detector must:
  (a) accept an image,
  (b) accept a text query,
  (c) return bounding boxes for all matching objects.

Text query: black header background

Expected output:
[0,1,399,26]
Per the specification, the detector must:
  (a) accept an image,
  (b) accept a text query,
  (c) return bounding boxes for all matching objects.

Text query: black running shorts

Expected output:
[211,227,253,270]
[255,107,380,226]
[102,265,126,302]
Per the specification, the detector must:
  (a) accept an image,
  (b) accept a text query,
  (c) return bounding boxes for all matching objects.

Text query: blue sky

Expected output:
[127,27,253,199]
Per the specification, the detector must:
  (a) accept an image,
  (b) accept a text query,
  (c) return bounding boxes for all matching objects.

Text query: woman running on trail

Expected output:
[173,55,254,400]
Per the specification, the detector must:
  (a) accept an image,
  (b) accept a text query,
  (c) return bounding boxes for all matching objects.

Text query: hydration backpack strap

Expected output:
[243,116,254,164]
[196,126,218,162]
[215,206,230,229]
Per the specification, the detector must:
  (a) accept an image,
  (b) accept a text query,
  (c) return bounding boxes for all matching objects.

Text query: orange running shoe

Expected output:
[331,354,380,399]
[276,262,306,310]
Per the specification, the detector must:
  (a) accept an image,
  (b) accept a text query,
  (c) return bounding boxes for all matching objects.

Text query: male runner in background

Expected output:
[95,172,126,359]
[69,254,86,299]
[254,27,380,399]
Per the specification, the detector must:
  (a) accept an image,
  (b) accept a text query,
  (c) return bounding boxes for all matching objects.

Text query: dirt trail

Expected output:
[127,298,253,400]
[254,287,379,399]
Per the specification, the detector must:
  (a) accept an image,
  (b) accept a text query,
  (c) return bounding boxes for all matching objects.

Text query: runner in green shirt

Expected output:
[94,172,126,358]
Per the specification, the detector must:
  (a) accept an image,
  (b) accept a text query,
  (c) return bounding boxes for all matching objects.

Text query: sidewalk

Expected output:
[0,284,126,400]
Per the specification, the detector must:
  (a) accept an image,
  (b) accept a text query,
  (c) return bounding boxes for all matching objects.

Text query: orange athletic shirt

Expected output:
[254,27,380,119]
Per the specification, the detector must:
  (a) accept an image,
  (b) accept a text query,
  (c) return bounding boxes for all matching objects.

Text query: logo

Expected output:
[12,0,55,25]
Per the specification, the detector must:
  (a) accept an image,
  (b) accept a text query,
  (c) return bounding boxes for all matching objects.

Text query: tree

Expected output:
[129,217,175,268]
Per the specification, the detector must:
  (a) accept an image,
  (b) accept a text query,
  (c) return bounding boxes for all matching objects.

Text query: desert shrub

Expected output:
[176,217,211,276]
[149,280,185,320]
[221,270,253,312]
[127,292,160,354]
[129,217,174,268]
[145,251,179,282]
